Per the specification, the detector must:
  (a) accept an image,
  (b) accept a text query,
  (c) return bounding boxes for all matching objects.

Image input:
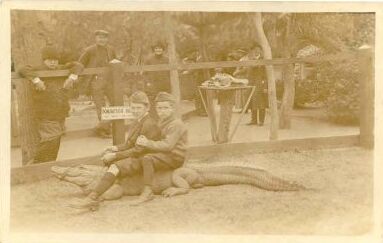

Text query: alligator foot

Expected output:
[162,187,189,197]
[66,197,100,211]
[129,187,154,206]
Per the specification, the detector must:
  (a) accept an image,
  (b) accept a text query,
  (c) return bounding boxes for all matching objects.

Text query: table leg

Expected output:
[228,87,256,142]
[217,90,235,143]
[198,88,218,142]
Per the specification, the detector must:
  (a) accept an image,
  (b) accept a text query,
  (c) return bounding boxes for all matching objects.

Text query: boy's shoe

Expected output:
[246,121,257,126]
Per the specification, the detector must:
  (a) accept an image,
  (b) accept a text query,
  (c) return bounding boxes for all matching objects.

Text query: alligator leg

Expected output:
[162,187,189,197]
[162,168,201,197]
[101,184,124,201]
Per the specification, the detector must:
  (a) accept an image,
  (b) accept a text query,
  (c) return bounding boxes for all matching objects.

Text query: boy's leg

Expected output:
[68,164,120,209]
[131,153,183,205]
[259,108,266,126]
[91,78,111,138]
[34,136,61,163]
[247,97,257,125]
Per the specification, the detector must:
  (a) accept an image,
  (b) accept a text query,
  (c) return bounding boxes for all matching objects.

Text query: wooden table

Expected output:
[198,85,255,144]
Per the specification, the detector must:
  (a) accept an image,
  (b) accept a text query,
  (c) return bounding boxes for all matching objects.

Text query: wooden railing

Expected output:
[11,49,374,165]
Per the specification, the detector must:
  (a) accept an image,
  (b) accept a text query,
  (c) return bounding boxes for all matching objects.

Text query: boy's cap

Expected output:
[41,45,60,61]
[94,29,109,36]
[130,91,149,105]
[155,92,176,104]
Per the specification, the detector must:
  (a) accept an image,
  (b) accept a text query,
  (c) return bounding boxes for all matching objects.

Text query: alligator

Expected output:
[51,164,306,202]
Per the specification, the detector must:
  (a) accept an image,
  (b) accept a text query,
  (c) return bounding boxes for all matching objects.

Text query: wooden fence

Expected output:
[11,48,374,165]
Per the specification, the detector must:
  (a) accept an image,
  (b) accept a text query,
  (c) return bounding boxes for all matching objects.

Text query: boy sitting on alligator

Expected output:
[69,92,187,209]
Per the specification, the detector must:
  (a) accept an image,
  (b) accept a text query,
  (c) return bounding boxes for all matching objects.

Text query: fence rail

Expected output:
[11,51,360,79]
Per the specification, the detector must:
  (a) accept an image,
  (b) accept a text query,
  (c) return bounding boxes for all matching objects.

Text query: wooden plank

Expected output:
[109,62,126,145]
[11,135,360,185]
[358,48,374,149]
[11,67,107,79]
[188,135,361,160]
[11,155,102,185]
[11,51,360,79]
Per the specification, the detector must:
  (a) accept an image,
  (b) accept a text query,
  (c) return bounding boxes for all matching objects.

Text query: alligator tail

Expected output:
[194,166,305,191]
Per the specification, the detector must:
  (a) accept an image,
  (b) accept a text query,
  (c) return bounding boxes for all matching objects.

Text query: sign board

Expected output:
[101,106,134,120]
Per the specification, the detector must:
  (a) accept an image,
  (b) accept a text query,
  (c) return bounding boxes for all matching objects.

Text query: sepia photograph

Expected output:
[1,1,382,243]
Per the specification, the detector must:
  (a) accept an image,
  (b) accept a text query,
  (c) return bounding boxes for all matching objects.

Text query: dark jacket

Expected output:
[79,44,116,68]
[78,44,117,91]
[18,62,84,121]
[143,54,170,93]
[145,115,188,159]
[248,66,268,109]
[115,115,161,160]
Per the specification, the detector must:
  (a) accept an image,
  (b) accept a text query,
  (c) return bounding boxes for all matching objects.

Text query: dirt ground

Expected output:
[10,147,373,235]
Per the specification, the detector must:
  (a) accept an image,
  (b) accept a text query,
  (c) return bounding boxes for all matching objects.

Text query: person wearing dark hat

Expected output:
[18,45,84,163]
[143,41,171,114]
[78,29,118,138]
[234,43,268,126]
[247,43,268,126]
[69,92,187,209]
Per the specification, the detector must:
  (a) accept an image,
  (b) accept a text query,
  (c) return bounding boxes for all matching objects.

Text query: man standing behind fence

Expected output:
[248,44,268,126]
[19,45,84,163]
[79,29,117,138]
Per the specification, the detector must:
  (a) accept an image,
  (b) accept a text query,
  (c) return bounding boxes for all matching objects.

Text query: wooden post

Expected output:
[14,78,39,165]
[164,13,181,102]
[358,47,374,149]
[11,86,20,147]
[109,62,126,145]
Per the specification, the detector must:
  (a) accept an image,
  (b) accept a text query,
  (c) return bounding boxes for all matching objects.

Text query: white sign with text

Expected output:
[101,106,134,120]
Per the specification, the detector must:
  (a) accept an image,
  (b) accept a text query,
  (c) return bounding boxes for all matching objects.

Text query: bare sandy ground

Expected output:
[10,147,372,235]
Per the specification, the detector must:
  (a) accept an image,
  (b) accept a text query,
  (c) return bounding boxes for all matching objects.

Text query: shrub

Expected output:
[318,60,360,125]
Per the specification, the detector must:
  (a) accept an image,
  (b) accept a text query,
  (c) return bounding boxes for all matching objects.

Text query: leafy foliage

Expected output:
[318,60,360,125]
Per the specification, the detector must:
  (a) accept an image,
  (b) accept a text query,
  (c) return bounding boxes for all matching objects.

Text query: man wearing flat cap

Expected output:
[78,29,118,138]
[18,45,84,163]
[143,41,171,114]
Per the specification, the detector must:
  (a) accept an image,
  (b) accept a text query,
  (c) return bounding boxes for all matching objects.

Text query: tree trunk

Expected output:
[252,13,279,140]
[198,25,211,80]
[164,13,181,102]
[279,64,295,129]
[279,16,295,129]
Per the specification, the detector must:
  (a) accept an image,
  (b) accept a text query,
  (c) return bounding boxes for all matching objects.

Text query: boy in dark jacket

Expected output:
[19,45,84,163]
[100,91,161,163]
[69,92,187,209]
